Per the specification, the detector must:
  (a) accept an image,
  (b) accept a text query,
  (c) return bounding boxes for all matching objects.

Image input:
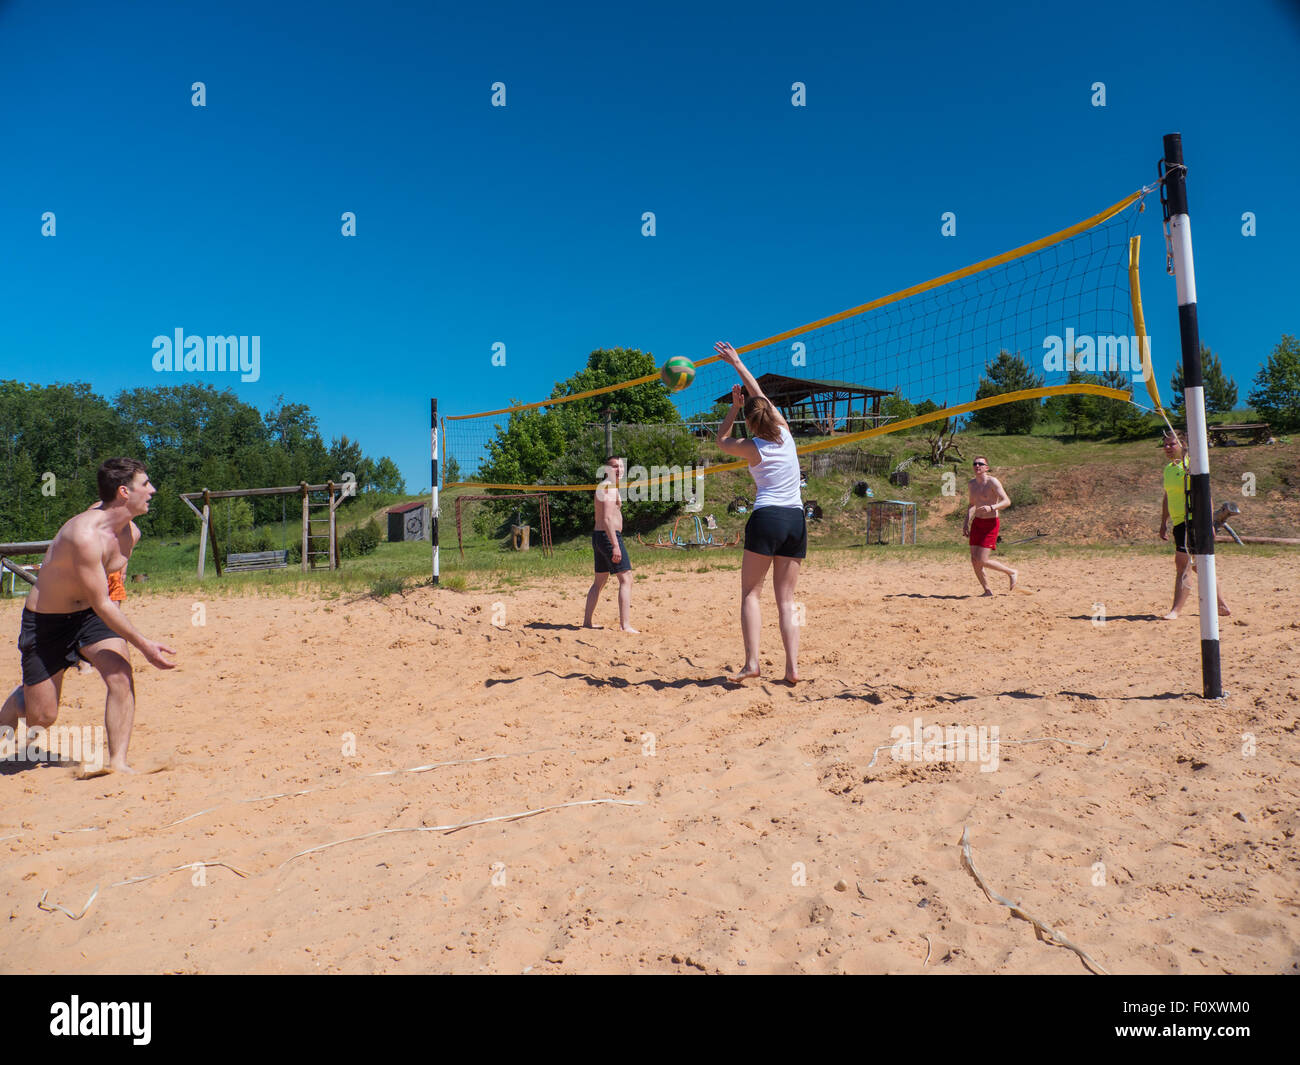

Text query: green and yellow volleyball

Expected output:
[660,355,695,392]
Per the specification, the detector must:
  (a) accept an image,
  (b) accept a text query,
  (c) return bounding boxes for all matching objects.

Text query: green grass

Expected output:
[32,426,1289,602]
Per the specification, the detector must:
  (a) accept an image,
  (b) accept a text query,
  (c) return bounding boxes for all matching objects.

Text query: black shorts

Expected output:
[1172,522,1188,553]
[17,607,118,686]
[744,506,807,559]
[592,531,632,574]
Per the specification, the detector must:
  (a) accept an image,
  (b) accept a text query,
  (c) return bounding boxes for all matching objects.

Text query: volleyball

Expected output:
[660,355,695,392]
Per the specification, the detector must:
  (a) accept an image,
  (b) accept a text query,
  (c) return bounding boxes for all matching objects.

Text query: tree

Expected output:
[370,457,405,494]
[971,351,1044,434]
[0,379,401,542]
[1248,334,1300,430]
[1043,370,1100,438]
[1170,345,1238,417]
[442,454,462,485]
[881,393,914,422]
[478,348,701,537]
[479,348,686,488]
[329,435,366,487]
[1095,368,1145,437]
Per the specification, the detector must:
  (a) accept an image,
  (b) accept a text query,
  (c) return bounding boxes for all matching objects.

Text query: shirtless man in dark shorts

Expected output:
[963,456,1017,595]
[582,456,637,632]
[0,458,176,773]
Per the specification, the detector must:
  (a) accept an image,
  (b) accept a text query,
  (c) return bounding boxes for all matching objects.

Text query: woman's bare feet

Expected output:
[620,625,639,633]
[729,665,761,683]
[1008,570,1018,591]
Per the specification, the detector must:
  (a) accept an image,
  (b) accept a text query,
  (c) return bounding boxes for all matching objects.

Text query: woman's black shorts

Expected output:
[1172,521,1187,553]
[743,506,807,559]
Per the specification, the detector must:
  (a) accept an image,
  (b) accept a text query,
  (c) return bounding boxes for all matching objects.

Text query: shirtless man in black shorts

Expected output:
[0,458,176,773]
[583,456,637,632]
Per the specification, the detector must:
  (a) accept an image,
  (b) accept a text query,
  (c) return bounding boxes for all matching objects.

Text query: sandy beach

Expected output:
[2,548,1297,974]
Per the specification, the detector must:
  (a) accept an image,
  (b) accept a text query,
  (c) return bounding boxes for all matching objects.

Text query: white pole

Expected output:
[431,398,440,586]
[1163,132,1222,698]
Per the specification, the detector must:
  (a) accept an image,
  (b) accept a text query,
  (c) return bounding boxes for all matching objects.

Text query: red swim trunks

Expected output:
[968,517,999,550]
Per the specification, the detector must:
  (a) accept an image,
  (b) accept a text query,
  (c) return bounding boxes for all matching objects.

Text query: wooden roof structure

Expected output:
[716,373,894,430]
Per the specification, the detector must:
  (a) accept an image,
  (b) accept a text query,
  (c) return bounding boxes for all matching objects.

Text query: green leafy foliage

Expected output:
[340,518,381,559]
[971,351,1044,434]
[881,394,914,421]
[1094,368,1145,436]
[477,348,701,537]
[1248,335,1300,431]
[1169,346,1238,417]
[0,381,402,543]
[1043,370,1100,437]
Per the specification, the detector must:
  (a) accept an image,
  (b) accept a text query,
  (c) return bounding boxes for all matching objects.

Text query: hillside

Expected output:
[445,429,1300,554]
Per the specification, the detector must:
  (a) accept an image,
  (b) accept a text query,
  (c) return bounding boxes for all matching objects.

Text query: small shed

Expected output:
[388,500,430,543]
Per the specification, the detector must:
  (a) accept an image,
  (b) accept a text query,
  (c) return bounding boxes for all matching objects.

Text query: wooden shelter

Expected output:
[716,373,893,433]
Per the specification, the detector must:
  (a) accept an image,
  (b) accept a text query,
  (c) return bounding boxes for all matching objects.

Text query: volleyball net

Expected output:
[443,183,1168,493]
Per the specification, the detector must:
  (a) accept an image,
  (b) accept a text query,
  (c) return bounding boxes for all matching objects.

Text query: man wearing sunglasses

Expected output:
[963,457,1017,595]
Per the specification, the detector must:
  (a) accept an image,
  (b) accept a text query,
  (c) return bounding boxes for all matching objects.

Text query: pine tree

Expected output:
[972,351,1044,434]
[1248,335,1300,430]
[1169,345,1237,416]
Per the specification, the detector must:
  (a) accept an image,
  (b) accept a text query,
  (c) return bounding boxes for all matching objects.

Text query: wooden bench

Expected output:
[1207,422,1271,446]
[225,550,289,572]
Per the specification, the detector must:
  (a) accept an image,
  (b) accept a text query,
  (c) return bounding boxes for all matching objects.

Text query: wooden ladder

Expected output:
[306,494,334,569]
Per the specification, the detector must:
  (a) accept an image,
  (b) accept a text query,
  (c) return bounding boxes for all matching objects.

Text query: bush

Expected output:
[369,577,405,598]
[1007,480,1041,507]
[340,518,381,558]
[226,524,279,554]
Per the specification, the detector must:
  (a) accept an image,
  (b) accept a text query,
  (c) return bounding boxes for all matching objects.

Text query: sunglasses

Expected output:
[973,462,988,467]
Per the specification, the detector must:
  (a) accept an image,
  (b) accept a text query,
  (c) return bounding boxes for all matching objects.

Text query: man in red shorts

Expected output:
[963,456,1017,595]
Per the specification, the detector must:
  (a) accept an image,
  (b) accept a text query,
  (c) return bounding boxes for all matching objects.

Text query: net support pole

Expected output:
[431,398,440,586]
[1163,132,1221,699]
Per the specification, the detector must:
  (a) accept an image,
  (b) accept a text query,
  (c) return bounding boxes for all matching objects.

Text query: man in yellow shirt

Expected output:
[1158,431,1230,620]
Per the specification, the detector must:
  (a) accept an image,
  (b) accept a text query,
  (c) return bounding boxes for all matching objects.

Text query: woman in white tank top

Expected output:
[713,341,805,685]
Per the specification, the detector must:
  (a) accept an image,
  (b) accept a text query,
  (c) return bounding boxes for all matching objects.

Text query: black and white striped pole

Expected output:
[431,398,440,587]
[1162,132,1221,698]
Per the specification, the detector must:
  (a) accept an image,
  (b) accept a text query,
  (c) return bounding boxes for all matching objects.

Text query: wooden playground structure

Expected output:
[0,540,52,595]
[180,482,347,577]
[637,514,740,549]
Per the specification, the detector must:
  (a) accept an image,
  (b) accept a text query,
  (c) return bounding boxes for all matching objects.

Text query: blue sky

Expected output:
[2,0,1297,492]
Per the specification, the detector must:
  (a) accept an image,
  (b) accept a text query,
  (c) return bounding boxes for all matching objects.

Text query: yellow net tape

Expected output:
[1128,234,1176,439]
